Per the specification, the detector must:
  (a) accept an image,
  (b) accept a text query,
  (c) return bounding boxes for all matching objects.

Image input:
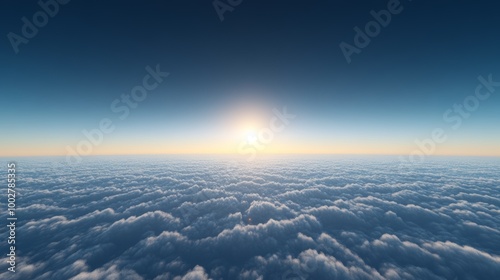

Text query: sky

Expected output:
[1,0,499,157]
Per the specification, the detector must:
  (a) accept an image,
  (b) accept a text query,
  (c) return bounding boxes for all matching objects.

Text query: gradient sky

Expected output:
[1,0,499,157]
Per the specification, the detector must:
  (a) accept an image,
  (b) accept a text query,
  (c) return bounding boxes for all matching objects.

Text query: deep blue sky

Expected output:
[1,0,499,156]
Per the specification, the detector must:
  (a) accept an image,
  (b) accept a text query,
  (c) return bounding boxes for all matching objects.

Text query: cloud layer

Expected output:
[1,156,499,279]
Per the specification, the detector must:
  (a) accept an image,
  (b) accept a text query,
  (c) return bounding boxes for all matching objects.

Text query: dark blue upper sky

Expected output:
[1,0,499,156]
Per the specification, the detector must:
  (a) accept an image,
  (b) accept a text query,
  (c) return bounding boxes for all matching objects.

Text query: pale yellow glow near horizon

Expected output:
[2,143,500,157]
[1,131,500,157]
[1,113,499,158]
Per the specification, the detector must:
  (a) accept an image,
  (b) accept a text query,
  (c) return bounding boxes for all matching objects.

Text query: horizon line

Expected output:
[1,153,500,159]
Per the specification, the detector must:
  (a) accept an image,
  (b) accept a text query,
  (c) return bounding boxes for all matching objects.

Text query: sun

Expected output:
[245,130,258,145]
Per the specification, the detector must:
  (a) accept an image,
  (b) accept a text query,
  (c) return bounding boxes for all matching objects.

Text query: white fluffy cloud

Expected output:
[0,156,499,279]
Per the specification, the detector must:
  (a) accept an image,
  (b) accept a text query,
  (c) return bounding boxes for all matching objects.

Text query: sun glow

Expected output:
[245,130,258,145]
